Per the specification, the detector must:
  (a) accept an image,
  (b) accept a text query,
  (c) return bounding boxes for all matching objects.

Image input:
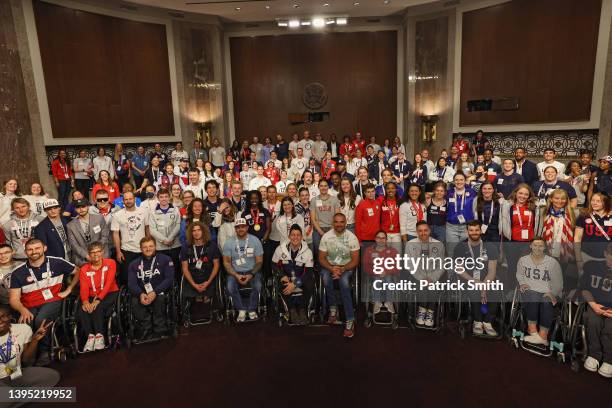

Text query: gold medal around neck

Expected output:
[254,224,261,231]
[5,366,13,376]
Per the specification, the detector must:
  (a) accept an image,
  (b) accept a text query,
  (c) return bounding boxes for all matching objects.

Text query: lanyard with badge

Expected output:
[235,237,253,266]
[87,264,108,294]
[386,199,397,231]
[29,259,54,301]
[514,205,532,240]
[193,245,206,269]
[590,214,611,241]
[451,190,467,223]
[480,202,495,234]
[0,332,20,378]
[468,242,488,281]
[139,256,156,294]
[59,160,69,179]
[410,200,423,222]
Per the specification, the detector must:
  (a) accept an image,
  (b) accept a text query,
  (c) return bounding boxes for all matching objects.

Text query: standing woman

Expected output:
[0,179,21,223]
[242,189,271,243]
[179,198,211,246]
[295,187,313,248]
[409,153,428,190]
[399,184,427,242]
[51,149,75,210]
[214,199,237,252]
[93,147,114,181]
[220,170,234,198]
[428,157,455,186]
[455,152,474,177]
[73,149,93,197]
[202,161,216,183]
[284,183,299,203]
[468,164,488,192]
[566,160,589,207]
[500,184,539,288]
[536,188,576,262]
[379,181,402,252]
[474,180,502,242]
[446,173,477,243]
[426,181,447,242]
[382,138,393,160]
[273,196,305,244]
[24,182,48,217]
[180,190,195,219]
[393,136,405,155]
[337,178,361,233]
[171,184,184,209]
[92,170,120,204]
[113,143,131,189]
[230,140,241,163]
[575,193,611,274]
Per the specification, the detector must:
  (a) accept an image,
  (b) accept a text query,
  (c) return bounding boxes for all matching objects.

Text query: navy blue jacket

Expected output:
[34,217,69,259]
[514,159,538,186]
[128,253,175,296]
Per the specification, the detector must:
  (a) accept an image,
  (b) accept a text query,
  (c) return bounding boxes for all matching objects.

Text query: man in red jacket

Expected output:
[355,184,381,242]
[352,132,366,157]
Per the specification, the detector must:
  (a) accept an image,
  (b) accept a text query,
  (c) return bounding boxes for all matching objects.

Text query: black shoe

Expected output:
[137,328,151,342]
[289,308,299,324]
[298,309,308,325]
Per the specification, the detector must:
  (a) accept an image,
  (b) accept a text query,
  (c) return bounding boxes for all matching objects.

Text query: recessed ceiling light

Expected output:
[313,18,325,28]
[288,19,300,28]
[265,5,270,9]
[323,2,329,6]
[235,7,240,11]
[353,2,360,5]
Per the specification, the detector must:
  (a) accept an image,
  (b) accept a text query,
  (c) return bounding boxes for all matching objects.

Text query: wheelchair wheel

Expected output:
[363,318,372,329]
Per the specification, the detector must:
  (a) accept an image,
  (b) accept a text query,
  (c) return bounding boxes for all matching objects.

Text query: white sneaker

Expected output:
[236,310,246,322]
[248,311,258,320]
[385,302,395,314]
[373,302,382,315]
[416,307,427,325]
[524,333,547,345]
[83,334,95,352]
[584,356,600,372]
[483,322,498,337]
[93,333,105,350]
[473,321,483,335]
[424,309,434,327]
[598,362,612,378]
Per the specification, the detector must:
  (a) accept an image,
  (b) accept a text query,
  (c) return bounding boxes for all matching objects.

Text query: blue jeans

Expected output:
[57,180,72,210]
[445,223,467,242]
[430,224,446,243]
[227,273,262,312]
[522,290,555,330]
[321,268,355,321]
[370,275,395,303]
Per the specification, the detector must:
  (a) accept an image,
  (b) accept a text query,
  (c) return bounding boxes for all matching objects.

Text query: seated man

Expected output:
[453,221,501,337]
[9,238,78,366]
[0,305,60,389]
[222,218,264,322]
[271,225,314,325]
[405,221,445,327]
[580,242,612,378]
[127,237,175,340]
[78,242,119,352]
[318,213,360,338]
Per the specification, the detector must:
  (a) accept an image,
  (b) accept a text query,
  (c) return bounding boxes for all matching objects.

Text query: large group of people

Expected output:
[0,130,610,387]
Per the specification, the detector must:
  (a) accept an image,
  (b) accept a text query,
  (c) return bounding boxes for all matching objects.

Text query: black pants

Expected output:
[158,248,180,281]
[279,271,314,310]
[74,179,90,199]
[119,250,141,285]
[468,290,499,323]
[584,307,612,364]
[29,301,62,350]
[116,173,130,189]
[131,293,168,334]
[264,240,279,282]
[77,292,119,335]
[503,241,530,290]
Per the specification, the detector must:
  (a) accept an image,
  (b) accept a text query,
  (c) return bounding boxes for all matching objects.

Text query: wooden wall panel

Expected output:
[230,31,397,143]
[33,0,174,138]
[460,0,601,126]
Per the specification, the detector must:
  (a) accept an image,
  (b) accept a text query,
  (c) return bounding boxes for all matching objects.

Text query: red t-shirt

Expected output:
[264,167,280,185]
[355,199,381,241]
[79,259,119,302]
[377,197,400,234]
[339,143,354,157]
[453,140,470,155]
[352,140,366,156]
[511,204,535,241]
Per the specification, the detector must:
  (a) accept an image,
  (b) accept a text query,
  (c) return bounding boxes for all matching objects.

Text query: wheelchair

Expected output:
[566,298,588,372]
[403,286,446,333]
[179,273,225,327]
[118,284,179,348]
[362,274,399,330]
[270,265,318,327]
[59,290,123,354]
[317,267,359,327]
[46,294,78,363]
[222,272,268,324]
[507,288,570,362]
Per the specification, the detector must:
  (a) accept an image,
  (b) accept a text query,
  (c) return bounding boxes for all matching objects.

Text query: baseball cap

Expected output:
[336,159,346,166]
[43,199,60,210]
[234,218,247,227]
[180,157,190,163]
[74,199,89,208]
[599,155,612,164]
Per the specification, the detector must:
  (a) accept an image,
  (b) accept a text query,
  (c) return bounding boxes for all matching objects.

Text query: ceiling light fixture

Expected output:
[325,18,335,25]
[312,17,325,28]
[301,20,311,26]
[383,0,390,4]
[277,20,288,27]
[323,3,329,6]
[288,19,300,28]
[353,2,360,6]
[265,5,270,9]
[336,17,348,25]
[235,7,240,11]
[293,3,300,8]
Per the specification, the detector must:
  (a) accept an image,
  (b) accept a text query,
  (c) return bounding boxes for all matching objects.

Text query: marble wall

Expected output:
[0,0,40,191]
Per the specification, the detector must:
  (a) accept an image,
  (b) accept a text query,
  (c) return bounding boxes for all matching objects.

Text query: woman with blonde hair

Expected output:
[536,188,576,262]
[574,192,611,274]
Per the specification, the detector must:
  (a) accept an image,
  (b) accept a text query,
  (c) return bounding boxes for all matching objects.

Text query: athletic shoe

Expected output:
[598,362,612,378]
[424,309,434,327]
[94,333,105,350]
[584,356,600,372]
[385,302,395,314]
[327,308,338,325]
[248,311,258,320]
[524,333,548,345]
[343,320,355,338]
[416,307,427,325]
[373,302,382,315]
[236,310,246,322]
[84,334,96,352]
[289,308,300,324]
[472,321,484,335]
[483,322,498,337]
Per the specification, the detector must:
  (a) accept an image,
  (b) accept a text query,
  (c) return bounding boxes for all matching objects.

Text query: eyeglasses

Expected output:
[96,198,109,202]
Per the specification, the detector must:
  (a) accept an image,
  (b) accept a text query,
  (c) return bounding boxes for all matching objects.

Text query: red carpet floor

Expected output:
[43,322,606,408]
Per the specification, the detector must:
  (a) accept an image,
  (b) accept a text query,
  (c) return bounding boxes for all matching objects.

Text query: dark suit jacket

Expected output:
[514,159,538,186]
[34,217,69,259]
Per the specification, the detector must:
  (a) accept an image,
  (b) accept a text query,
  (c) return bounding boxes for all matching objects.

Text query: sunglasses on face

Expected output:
[97,198,109,203]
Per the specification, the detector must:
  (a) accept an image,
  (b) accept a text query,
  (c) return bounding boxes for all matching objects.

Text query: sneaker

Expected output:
[248,311,258,320]
[424,309,434,327]
[289,308,299,323]
[373,302,382,315]
[416,307,427,326]
[524,333,547,345]
[598,362,612,378]
[385,302,395,314]
[483,322,498,337]
[236,310,247,322]
[473,321,484,335]
[327,308,338,325]
[84,334,95,352]
[94,334,105,350]
[584,356,600,372]
[343,320,355,338]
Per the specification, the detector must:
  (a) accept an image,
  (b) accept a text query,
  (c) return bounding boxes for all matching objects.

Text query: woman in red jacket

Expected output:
[91,170,120,203]
[51,149,74,209]
[77,242,119,352]
[377,182,402,252]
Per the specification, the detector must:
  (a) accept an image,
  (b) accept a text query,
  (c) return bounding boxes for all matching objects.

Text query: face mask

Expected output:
[146,192,155,199]
[476,172,483,178]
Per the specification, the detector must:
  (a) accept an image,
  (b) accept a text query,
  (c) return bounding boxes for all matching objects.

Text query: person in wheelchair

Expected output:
[516,236,563,346]
[318,213,360,338]
[127,236,175,340]
[363,231,399,316]
[405,221,444,327]
[9,238,78,366]
[271,225,314,325]
[77,242,119,352]
[222,218,264,322]
[179,221,220,310]
[579,242,612,377]
[453,221,500,336]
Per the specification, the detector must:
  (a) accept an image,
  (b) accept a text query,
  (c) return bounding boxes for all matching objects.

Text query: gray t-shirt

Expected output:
[310,194,340,229]
[222,234,264,273]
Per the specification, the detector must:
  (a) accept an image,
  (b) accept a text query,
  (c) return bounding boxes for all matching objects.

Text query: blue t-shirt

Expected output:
[532,180,577,201]
[580,260,612,307]
[222,234,264,273]
[495,172,523,198]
